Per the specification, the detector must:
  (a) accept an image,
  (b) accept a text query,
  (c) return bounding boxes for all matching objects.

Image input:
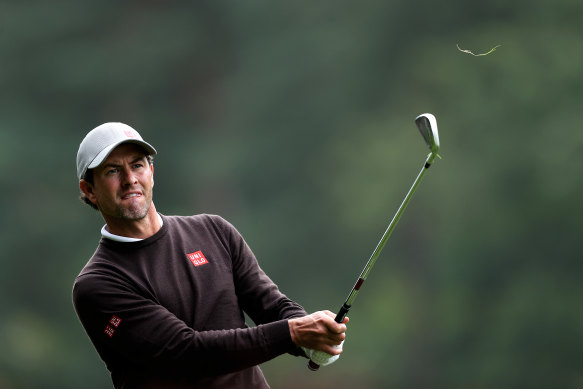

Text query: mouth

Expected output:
[121,192,142,200]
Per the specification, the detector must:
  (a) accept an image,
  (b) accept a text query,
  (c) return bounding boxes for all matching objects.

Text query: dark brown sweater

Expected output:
[73,214,307,388]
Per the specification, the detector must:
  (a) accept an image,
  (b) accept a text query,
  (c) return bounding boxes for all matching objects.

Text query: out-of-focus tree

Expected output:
[0,1,581,388]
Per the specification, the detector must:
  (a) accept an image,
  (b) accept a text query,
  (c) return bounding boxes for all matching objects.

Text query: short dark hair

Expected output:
[79,154,154,210]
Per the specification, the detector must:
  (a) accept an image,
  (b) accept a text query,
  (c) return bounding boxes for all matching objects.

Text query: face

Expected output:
[81,143,154,222]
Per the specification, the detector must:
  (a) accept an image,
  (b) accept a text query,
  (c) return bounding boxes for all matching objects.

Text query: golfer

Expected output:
[72,122,348,388]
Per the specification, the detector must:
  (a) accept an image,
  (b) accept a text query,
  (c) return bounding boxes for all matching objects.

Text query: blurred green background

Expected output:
[1,1,581,388]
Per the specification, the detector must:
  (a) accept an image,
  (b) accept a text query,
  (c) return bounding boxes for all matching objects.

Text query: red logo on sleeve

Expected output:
[104,315,123,338]
[109,315,122,328]
[186,251,209,267]
[104,325,115,338]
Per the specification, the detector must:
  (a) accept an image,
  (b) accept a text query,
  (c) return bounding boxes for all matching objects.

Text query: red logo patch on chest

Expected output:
[186,250,209,267]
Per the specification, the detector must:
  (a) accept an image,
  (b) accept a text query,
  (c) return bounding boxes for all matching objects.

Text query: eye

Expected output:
[106,168,119,175]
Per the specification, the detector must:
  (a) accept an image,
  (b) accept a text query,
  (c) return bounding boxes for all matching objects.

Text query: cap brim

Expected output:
[87,139,157,170]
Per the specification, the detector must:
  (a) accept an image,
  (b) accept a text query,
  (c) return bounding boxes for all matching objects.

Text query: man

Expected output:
[72,122,348,388]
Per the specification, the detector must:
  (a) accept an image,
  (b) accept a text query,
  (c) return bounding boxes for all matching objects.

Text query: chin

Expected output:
[119,203,151,220]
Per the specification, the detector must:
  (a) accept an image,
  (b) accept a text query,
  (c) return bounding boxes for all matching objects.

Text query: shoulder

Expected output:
[72,247,134,305]
[163,214,238,234]
[72,270,111,308]
[163,213,229,224]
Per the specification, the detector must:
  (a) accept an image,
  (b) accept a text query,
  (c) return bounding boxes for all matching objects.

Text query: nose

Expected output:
[121,166,138,186]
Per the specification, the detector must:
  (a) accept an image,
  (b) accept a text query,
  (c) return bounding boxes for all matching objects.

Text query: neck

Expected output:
[103,203,161,239]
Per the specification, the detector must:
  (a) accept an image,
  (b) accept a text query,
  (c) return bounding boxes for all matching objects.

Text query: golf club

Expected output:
[308,113,441,371]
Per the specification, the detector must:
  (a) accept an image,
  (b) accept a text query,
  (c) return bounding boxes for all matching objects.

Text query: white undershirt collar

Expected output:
[101,213,163,242]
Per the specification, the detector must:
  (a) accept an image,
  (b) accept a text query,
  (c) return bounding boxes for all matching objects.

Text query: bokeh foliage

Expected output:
[1,1,581,388]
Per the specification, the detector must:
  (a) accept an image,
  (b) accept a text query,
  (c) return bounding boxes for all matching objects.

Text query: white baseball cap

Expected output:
[76,122,157,181]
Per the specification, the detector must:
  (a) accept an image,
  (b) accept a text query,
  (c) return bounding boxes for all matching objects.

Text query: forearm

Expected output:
[151,320,294,374]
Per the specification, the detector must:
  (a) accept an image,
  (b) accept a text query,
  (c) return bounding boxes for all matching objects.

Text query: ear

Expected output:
[79,179,98,205]
[150,163,155,187]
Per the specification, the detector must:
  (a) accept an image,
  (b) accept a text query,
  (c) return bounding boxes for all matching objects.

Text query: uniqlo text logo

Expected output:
[186,251,209,267]
[104,325,115,338]
[104,315,122,338]
[109,315,122,328]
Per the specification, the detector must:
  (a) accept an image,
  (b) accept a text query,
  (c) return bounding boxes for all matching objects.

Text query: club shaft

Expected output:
[311,152,437,371]
[335,152,436,323]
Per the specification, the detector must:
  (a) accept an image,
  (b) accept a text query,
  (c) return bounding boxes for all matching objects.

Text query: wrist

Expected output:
[288,318,299,345]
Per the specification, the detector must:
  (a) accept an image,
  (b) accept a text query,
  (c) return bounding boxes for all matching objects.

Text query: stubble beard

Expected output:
[111,188,153,221]
[118,199,151,220]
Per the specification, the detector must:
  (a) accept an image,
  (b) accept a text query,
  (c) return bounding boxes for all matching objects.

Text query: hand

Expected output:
[303,341,344,367]
[288,310,348,355]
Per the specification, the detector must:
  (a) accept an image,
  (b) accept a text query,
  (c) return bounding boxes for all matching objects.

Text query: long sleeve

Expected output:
[219,217,308,324]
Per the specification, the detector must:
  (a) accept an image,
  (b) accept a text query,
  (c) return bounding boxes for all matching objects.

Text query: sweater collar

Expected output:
[101,213,164,242]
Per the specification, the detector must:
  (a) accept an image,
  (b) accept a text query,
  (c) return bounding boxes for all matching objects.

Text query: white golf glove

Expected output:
[303,341,344,367]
